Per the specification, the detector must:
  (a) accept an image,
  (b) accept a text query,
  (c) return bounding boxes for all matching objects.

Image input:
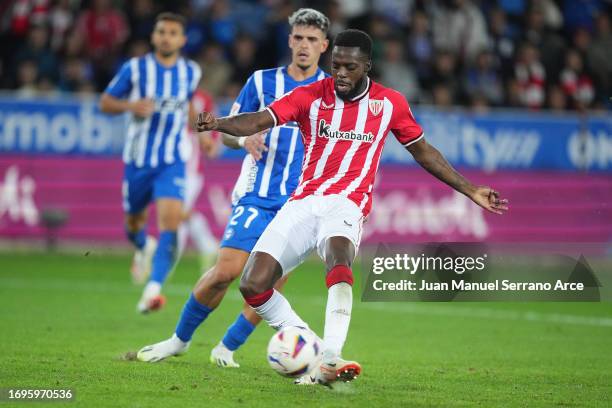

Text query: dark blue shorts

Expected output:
[220,204,278,253]
[122,162,185,214]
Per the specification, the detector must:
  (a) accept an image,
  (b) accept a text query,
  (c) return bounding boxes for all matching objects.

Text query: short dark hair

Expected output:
[288,8,330,35]
[334,29,373,59]
[155,12,187,31]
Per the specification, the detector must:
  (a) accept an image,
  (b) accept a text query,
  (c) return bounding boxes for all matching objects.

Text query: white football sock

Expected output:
[177,223,188,259]
[323,282,353,360]
[188,212,218,254]
[253,290,308,331]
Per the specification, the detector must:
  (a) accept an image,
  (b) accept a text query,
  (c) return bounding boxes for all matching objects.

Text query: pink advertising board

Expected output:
[0,156,610,245]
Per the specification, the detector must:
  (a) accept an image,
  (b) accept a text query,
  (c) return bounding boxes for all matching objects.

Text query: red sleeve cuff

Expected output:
[265,106,279,127]
[402,132,424,147]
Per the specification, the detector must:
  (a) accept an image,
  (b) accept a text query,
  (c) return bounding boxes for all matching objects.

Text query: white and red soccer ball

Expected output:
[267,326,320,378]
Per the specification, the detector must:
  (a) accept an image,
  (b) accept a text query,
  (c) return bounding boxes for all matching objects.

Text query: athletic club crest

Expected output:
[368,99,383,116]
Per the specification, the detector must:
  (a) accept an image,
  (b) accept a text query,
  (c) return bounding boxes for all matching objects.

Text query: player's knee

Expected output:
[125,213,146,231]
[196,257,241,292]
[211,261,241,287]
[239,252,281,298]
[239,270,268,299]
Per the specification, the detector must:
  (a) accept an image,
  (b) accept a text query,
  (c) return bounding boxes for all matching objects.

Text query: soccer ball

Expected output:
[267,326,321,378]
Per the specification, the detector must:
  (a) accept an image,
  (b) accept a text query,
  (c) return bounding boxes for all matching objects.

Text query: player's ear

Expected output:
[321,37,329,53]
[364,59,372,73]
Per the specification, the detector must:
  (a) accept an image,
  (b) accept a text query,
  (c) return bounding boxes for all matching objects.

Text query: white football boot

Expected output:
[315,351,362,385]
[136,281,166,313]
[209,342,240,368]
[131,236,157,284]
[293,357,321,385]
[137,334,189,362]
[294,338,323,385]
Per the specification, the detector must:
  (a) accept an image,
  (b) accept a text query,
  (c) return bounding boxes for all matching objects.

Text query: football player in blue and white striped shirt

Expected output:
[136,8,330,370]
[100,13,201,313]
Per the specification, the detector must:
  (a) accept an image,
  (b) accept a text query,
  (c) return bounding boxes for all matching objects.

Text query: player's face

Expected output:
[288,25,329,70]
[331,46,371,98]
[151,20,186,57]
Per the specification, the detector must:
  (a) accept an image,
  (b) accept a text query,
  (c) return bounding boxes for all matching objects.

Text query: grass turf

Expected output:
[0,250,611,407]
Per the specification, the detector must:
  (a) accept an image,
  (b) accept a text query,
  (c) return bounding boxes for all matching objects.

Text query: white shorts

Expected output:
[183,172,204,212]
[252,194,364,274]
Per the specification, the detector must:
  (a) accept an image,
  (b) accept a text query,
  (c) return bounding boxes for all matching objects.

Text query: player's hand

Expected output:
[130,99,155,118]
[469,186,509,215]
[196,111,218,132]
[244,130,269,161]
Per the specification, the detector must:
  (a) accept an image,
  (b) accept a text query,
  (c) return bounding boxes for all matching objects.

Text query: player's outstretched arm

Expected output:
[222,131,269,160]
[195,110,274,137]
[407,138,509,215]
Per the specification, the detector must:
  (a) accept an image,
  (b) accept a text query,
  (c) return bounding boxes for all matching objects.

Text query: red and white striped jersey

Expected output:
[266,77,423,216]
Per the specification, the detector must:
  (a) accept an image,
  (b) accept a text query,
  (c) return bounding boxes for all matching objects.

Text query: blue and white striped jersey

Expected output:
[105,53,201,168]
[231,66,328,210]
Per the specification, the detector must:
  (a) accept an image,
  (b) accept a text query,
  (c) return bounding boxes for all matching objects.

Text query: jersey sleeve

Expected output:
[104,60,132,98]
[266,85,310,127]
[389,92,424,147]
[229,74,260,115]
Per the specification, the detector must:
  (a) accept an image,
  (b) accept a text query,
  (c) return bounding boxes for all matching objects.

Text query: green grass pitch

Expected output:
[1,251,611,407]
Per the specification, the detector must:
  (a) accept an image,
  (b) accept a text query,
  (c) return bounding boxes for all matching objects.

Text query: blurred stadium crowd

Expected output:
[0,0,610,112]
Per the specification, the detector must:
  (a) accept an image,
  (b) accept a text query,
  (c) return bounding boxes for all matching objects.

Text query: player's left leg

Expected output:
[123,167,157,285]
[317,236,361,383]
[138,162,186,313]
[314,195,364,384]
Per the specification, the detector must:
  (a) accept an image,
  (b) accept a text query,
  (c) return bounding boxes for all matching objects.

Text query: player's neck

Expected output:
[154,51,180,68]
[286,63,318,82]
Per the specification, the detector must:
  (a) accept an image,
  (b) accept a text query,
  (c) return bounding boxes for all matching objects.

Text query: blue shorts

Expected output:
[122,162,185,214]
[220,204,278,253]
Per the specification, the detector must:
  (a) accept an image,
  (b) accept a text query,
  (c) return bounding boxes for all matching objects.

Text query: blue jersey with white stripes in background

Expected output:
[105,53,201,168]
[230,66,328,210]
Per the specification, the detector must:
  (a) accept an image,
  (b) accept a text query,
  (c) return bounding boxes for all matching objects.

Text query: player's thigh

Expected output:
[220,204,276,253]
[252,197,318,275]
[154,162,186,230]
[123,165,154,218]
[316,195,364,263]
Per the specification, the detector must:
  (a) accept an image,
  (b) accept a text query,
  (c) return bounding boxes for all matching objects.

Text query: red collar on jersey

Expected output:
[335,77,371,103]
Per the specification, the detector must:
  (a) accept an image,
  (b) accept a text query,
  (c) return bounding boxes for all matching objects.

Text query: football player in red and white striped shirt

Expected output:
[196,29,508,385]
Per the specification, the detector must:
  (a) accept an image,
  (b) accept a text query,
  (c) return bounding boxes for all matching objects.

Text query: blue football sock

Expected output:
[126,228,146,250]
[149,230,177,284]
[222,313,256,351]
[175,293,213,342]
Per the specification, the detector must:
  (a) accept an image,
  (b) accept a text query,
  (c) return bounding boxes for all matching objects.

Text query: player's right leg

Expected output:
[239,198,317,333]
[137,204,274,363]
[137,247,249,362]
[211,274,288,367]
[122,168,157,285]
